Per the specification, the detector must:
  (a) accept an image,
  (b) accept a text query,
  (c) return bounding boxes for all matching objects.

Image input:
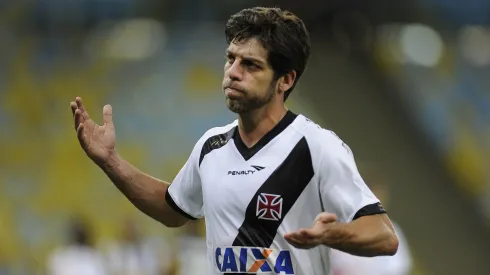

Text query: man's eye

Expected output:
[244,61,258,69]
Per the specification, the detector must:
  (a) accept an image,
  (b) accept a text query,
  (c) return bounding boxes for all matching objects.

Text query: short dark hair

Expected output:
[225,7,311,101]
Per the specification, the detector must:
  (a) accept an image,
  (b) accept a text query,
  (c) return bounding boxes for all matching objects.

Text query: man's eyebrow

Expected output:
[226,50,266,65]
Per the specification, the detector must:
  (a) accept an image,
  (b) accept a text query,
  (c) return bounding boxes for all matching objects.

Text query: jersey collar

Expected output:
[233,110,298,161]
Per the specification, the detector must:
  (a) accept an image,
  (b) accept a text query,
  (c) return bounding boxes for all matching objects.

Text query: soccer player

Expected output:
[70,7,398,275]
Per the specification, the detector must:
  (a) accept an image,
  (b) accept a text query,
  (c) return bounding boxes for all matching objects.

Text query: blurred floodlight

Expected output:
[400,24,444,67]
[459,26,490,67]
[86,18,166,61]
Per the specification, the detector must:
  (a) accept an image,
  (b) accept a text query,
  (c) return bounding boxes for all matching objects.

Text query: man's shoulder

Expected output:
[294,115,345,149]
[192,120,238,148]
[201,120,238,140]
[188,121,237,161]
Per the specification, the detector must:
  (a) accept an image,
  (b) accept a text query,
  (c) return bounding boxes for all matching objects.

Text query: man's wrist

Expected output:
[98,150,121,171]
[321,222,354,248]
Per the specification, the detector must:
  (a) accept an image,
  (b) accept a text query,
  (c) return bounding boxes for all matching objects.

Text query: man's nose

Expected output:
[227,61,243,81]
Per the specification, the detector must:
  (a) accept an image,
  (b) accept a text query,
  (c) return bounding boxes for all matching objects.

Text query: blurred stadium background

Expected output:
[1,0,490,274]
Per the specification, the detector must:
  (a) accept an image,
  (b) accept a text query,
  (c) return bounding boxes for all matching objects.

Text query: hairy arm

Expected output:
[323,214,398,257]
[311,131,399,257]
[99,153,189,228]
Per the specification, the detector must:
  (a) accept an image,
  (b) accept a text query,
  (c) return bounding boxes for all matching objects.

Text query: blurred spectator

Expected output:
[175,220,207,275]
[47,217,107,275]
[330,163,413,275]
[104,218,167,275]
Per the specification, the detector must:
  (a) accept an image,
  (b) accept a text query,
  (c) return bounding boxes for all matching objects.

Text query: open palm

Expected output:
[70,97,116,165]
[284,212,338,249]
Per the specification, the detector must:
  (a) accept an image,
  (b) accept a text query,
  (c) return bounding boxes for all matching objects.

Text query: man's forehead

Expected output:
[227,38,267,60]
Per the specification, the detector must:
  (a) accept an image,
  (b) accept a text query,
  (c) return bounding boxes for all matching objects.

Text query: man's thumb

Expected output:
[103,104,113,125]
[315,212,337,224]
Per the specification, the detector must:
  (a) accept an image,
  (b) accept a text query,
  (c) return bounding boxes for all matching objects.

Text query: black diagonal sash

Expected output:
[222,137,314,274]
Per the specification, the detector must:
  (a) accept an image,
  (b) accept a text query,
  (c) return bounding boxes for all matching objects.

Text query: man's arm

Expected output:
[100,153,190,228]
[285,130,398,256]
[322,213,398,257]
[70,97,198,228]
[285,212,398,257]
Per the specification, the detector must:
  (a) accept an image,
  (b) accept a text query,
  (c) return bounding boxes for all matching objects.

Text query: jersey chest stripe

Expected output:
[229,137,314,248]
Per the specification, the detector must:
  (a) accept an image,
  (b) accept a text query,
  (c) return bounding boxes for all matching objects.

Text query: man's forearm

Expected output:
[98,152,184,227]
[323,216,399,257]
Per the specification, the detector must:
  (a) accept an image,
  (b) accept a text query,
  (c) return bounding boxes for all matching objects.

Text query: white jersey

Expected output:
[166,111,385,275]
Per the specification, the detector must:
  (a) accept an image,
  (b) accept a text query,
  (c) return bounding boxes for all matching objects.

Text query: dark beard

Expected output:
[225,84,276,114]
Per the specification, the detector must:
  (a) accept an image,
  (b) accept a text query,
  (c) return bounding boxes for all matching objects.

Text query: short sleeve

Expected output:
[166,140,204,220]
[318,135,383,223]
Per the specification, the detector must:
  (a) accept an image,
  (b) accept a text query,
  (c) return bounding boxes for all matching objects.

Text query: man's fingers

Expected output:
[285,229,316,241]
[70,101,77,117]
[284,232,301,240]
[284,233,316,249]
[300,227,325,240]
[75,97,90,120]
[75,97,85,111]
[284,234,306,247]
[74,109,85,131]
[102,104,113,126]
[76,123,86,147]
[299,228,316,239]
[315,212,337,224]
[285,226,325,249]
[71,102,79,131]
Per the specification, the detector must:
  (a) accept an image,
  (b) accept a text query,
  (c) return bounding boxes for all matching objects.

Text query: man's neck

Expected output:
[237,105,288,148]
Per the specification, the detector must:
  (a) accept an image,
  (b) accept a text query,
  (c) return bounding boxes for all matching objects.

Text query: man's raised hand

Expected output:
[70,97,116,165]
[284,212,338,250]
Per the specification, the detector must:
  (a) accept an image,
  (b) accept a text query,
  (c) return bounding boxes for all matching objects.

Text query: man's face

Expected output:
[222,38,277,113]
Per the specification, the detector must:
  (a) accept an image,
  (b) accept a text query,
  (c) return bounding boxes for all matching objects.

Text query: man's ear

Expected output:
[278,70,296,94]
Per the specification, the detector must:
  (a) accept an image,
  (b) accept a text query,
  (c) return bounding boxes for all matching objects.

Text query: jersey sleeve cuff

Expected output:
[352,202,387,221]
[165,189,198,220]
